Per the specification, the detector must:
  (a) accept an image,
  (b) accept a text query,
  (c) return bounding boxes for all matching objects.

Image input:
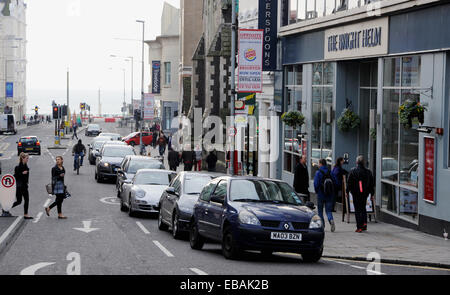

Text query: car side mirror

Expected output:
[166,187,178,196]
[210,194,224,205]
[123,179,132,184]
[306,201,316,210]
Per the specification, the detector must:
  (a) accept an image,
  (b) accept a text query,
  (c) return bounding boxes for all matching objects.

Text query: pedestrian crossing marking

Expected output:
[0,143,10,153]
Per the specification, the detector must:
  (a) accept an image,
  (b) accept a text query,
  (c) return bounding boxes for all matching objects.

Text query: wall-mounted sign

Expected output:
[238,29,263,93]
[143,93,155,120]
[258,0,277,71]
[424,136,435,203]
[5,82,13,98]
[324,17,388,60]
[152,61,161,94]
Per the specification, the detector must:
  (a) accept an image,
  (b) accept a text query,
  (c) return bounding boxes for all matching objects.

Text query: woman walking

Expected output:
[45,156,67,219]
[331,157,348,212]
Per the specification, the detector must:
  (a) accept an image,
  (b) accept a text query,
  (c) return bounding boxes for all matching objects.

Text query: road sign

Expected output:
[228,127,237,137]
[0,174,16,211]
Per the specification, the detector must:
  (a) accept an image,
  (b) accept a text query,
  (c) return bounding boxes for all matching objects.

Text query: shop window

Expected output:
[383,58,400,87]
[399,188,418,220]
[381,182,397,213]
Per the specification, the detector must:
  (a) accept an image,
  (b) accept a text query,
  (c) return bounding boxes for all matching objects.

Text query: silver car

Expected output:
[120,169,177,217]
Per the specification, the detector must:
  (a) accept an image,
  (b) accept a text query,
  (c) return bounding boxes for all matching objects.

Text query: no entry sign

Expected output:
[0,174,16,211]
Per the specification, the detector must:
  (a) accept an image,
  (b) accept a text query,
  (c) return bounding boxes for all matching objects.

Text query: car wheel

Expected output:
[172,212,182,240]
[189,220,204,250]
[128,198,135,217]
[130,141,135,147]
[301,247,323,263]
[120,199,127,212]
[96,173,102,183]
[222,227,241,260]
[158,210,168,231]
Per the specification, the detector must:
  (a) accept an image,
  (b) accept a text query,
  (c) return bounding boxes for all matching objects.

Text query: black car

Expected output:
[17,136,41,156]
[88,137,111,164]
[95,144,135,183]
[116,155,165,198]
[85,124,102,136]
[158,172,219,239]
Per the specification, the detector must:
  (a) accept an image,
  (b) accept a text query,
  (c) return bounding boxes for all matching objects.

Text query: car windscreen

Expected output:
[88,125,100,130]
[93,141,106,149]
[184,176,213,195]
[126,132,138,138]
[230,179,302,206]
[20,137,37,144]
[102,146,134,157]
[134,172,173,185]
[128,160,164,173]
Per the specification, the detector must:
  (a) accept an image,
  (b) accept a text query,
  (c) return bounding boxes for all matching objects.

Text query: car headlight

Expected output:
[238,210,261,226]
[135,190,146,199]
[102,162,109,167]
[309,215,323,229]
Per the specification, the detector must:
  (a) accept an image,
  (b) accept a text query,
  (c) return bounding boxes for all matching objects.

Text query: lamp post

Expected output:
[136,20,145,155]
[230,0,237,175]
[110,54,134,131]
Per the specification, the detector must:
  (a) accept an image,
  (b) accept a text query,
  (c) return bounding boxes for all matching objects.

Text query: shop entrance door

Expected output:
[359,61,378,177]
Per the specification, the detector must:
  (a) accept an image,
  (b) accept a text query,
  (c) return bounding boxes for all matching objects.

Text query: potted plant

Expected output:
[337,108,361,132]
[281,110,305,129]
[398,99,427,129]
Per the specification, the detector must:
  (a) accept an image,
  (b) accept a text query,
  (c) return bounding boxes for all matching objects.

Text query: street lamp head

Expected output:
[136,20,145,24]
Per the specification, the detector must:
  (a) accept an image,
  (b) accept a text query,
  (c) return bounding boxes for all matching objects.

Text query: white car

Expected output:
[120,169,177,216]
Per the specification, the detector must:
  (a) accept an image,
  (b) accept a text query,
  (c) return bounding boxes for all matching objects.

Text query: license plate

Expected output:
[270,232,302,241]
[26,148,33,151]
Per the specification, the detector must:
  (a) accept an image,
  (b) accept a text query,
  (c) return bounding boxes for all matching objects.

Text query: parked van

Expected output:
[0,114,17,135]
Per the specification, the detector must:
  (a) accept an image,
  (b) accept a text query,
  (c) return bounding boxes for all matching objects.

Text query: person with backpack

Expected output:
[314,159,337,232]
[331,157,348,212]
[346,156,375,233]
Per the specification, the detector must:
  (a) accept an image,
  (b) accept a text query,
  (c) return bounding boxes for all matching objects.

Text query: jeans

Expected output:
[317,195,334,224]
[159,145,165,156]
[49,194,65,214]
[74,152,84,169]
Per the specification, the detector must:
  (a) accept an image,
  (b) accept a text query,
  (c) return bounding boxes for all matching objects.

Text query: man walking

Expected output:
[293,155,310,202]
[314,159,337,232]
[72,123,78,140]
[206,150,218,172]
[168,147,180,171]
[346,156,375,233]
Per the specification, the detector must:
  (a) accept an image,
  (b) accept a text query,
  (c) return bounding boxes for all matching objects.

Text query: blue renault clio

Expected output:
[189,176,325,262]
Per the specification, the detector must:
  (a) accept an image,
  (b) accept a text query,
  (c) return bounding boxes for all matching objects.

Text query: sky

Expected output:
[26,0,180,115]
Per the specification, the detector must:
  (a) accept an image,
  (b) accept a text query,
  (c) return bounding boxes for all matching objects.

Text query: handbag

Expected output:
[45,183,53,195]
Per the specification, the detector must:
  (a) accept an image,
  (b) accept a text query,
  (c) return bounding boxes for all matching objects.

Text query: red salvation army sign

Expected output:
[0,174,17,211]
[237,29,263,93]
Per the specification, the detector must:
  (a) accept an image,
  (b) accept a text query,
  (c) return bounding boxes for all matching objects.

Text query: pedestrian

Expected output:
[72,123,78,140]
[158,131,167,157]
[331,157,348,212]
[346,156,375,233]
[45,156,68,219]
[293,155,310,202]
[181,148,194,171]
[206,150,218,172]
[152,130,158,148]
[194,144,202,171]
[314,159,337,232]
[2,153,33,219]
[168,147,180,171]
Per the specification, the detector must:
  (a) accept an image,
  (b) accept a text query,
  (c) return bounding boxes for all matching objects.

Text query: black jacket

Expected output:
[206,152,218,171]
[346,164,374,201]
[168,150,180,167]
[72,143,86,154]
[293,163,309,195]
[14,162,29,188]
[181,151,194,164]
[51,165,65,188]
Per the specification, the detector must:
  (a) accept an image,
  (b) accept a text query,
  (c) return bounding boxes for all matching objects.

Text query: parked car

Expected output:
[100,132,122,141]
[85,124,102,136]
[158,172,218,239]
[116,155,165,198]
[88,136,113,164]
[17,136,41,156]
[122,131,153,146]
[120,169,177,217]
[0,114,17,134]
[95,144,135,183]
[189,176,324,261]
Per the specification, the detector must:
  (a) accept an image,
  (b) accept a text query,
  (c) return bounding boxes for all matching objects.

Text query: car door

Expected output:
[117,158,129,196]
[204,180,227,240]
[196,180,218,237]
[143,132,152,145]
[164,175,181,222]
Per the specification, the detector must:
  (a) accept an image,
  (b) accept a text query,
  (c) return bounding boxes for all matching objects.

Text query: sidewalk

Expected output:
[322,208,450,268]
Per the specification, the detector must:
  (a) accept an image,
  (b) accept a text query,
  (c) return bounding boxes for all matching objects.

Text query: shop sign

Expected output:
[238,29,263,93]
[258,0,277,71]
[5,82,13,98]
[324,17,388,60]
[152,61,161,94]
[143,93,155,120]
[424,137,435,203]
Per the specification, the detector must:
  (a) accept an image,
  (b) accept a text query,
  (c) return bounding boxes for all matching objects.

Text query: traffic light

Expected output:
[53,105,59,119]
[61,105,67,116]
[34,106,38,114]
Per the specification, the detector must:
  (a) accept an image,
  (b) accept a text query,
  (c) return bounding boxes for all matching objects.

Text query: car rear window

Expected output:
[20,137,37,143]
[128,160,164,173]
[102,146,135,157]
[184,176,213,194]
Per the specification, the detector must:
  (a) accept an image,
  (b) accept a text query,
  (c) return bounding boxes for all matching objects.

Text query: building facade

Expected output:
[279,0,450,236]
[0,0,27,121]
[146,2,180,132]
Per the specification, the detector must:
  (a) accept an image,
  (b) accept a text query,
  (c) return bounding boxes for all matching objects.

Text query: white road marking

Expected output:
[20,262,55,275]
[366,269,385,275]
[73,220,99,233]
[33,212,43,223]
[153,241,174,257]
[43,198,51,208]
[0,216,23,245]
[189,268,208,275]
[350,265,366,270]
[136,221,150,234]
[99,197,120,205]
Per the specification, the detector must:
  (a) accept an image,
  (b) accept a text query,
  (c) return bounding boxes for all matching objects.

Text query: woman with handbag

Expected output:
[45,156,67,219]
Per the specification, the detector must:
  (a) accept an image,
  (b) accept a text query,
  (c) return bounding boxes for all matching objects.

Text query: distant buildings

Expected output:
[0,0,27,120]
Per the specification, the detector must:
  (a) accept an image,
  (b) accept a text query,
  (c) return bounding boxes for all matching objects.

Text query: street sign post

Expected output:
[0,174,16,212]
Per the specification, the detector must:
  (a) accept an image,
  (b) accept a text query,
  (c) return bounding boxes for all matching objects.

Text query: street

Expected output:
[0,122,448,275]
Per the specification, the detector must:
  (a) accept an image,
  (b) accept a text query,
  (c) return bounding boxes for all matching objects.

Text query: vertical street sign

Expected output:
[258,0,278,71]
[0,175,16,212]
[5,82,13,98]
[152,61,161,94]
[143,93,155,120]
[237,29,264,93]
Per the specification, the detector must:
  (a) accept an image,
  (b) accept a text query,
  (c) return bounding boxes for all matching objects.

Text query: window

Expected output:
[283,65,303,174]
[381,56,421,222]
[212,180,227,202]
[164,62,171,85]
[311,62,334,178]
[199,181,217,202]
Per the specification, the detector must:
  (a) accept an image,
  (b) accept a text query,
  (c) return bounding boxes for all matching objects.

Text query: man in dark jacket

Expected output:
[168,147,180,171]
[206,150,218,172]
[181,149,194,171]
[346,156,375,232]
[314,159,337,232]
[293,155,310,202]
[72,139,86,170]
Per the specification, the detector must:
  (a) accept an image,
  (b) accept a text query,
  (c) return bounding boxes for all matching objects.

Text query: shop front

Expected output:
[280,3,450,235]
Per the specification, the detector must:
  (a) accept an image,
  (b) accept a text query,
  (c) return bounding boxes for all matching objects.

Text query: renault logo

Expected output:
[283,223,290,230]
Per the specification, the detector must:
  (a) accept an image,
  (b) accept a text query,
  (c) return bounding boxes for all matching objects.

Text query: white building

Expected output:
[0,0,27,121]
[145,2,180,132]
